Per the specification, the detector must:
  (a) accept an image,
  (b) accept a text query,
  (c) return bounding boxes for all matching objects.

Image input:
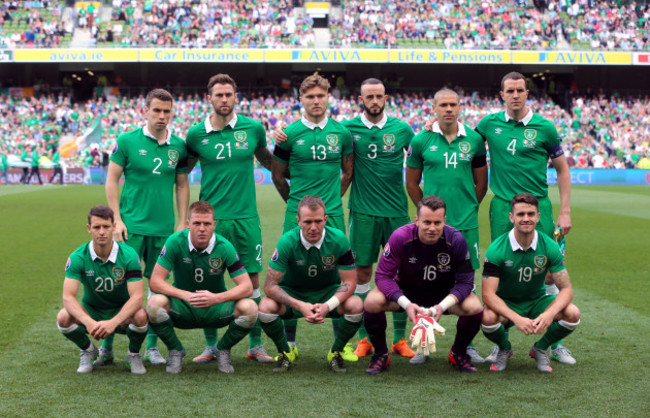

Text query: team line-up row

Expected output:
[57,72,579,375]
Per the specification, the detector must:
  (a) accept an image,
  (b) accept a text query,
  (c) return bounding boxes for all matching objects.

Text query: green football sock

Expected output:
[535,323,574,351]
[145,327,159,350]
[332,318,339,338]
[127,325,147,353]
[61,324,91,350]
[101,333,115,351]
[217,321,250,351]
[261,317,291,353]
[203,328,218,346]
[332,317,362,353]
[356,290,369,340]
[392,311,407,343]
[283,318,297,343]
[150,318,183,351]
[483,324,512,351]
[550,340,563,350]
[249,295,263,347]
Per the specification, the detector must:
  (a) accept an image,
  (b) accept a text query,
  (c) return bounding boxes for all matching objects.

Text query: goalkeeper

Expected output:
[364,195,483,375]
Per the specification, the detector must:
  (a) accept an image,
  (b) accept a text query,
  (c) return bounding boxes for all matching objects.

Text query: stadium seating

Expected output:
[0,1,71,48]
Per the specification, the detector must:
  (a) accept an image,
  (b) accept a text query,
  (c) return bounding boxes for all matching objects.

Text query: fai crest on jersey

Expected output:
[168,149,179,162]
[65,257,71,271]
[438,253,450,266]
[534,255,547,268]
[383,243,391,257]
[459,141,471,153]
[326,134,339,146]
[234,131,247,142]
[383,134,395,146]
[524,129,537,140]
[112,267,125,285]
[209,257,223,270]
[322,255,335,265]
[271,249,279,262]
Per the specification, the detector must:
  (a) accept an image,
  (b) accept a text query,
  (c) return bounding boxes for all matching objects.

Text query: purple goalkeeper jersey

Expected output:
[375,223,475,307]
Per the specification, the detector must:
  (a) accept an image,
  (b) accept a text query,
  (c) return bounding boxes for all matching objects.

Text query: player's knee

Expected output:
[481,308,499,326]
[147,294,168,309]
[56,308,73,327]
[258,296,280,314]
[235,298,258,317]
[146,304,169,324]
[563,304,581,323]
[343,295,363,315]
[461,294,483,315]
[363,288,387,313]
[132,308,148,327]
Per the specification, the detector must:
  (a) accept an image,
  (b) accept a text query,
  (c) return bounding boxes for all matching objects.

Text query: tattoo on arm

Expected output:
[552,269,571,289]
[264,268,294,307]
[335,283,350,294]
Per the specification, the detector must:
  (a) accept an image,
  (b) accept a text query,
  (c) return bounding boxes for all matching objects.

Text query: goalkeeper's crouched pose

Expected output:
[363,195,484,375]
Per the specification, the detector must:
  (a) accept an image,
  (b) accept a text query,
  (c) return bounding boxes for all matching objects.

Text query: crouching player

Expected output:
[146,201,258,374]
[481,193,581,372]
[364,195,484,375]
[57,205,148,374]
[258,196,363,372]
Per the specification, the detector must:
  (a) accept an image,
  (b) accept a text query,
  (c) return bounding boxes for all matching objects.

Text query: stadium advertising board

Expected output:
[0,49,13,62]
[389,49,509,64]
[269,49,388,63]
[5,168,87,184]
[139,48,264,62]
[547,169,650,185]
[633,52,650,65]
[13,49,138,62]
[512,51,632,65]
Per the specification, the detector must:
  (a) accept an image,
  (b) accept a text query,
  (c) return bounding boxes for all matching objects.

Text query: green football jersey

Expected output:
[476,111,561,201]
[52,151,60,168]
[273,117,353,216]
[65,241,143,310]
[0,153,8,170]
[344,115,414,217]
[269,226,355,291]
[483,230,565,303]
[31,150,39,167]
[110,127,188,237]
[185,115,267,220]
[157,229,246,293]
[406,122,486,230]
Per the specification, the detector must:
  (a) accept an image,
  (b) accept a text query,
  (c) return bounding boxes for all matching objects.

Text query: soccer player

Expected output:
[49,146,64,185]
[476,72,574,364]
[481,193,580,372]
[0,145,8,185]
[406,88,487,363]
[56,205,148,374]
[258,196,363,372]
[343,78,415,360]
[185,74,274,364]
[146,201,258,374]
[363,195,484,375]
[26,144,43,185]
[271,74,354,358]
[104,88,189,366]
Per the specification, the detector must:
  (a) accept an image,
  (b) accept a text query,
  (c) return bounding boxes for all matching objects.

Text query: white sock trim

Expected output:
[481,323,502,334]
[128,323,148,333]
[57,322,79,334]
[146,305,169,324]
[558,319,580,330]
[234,314,257,328]
[355,283,370,295]
[258,312,279,323]
[252,288,261,299]
[344,313,363,323]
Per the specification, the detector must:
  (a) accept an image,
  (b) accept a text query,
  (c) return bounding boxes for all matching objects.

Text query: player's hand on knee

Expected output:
[189,290,218,308]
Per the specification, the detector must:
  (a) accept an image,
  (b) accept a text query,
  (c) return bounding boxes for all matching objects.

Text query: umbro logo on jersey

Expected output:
[429,146,438,151]
[183,258,192,264]
[297,140,305,145]
[296,260,305,266]
[409,257,417,264]
[201,138,209,145]
[139,149,147,156]
[85,270,95,275]
[505,260,514,267]
[353,135,361,141]
[494,128,502,134]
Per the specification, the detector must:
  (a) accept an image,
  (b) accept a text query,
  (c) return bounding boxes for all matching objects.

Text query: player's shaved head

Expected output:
[300,75,330,96]
[510,193,539,211]
[433,88,458,104]
[297,195,326,215]
[501,72,526,90]
[189,201,215,217]
[360,78,384,92]
[207,73,237,95]
[145,89,174,107]
[417,195,446,216]
[88,205,114,224]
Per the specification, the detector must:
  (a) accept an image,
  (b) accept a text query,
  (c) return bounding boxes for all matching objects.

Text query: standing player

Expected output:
[185,74,274,364]
[363,196,484,375]
[481,193,580,372]
[56,205,148,374]
[343,78,415,360]
[271,74,354,358]
[406,88,487,363]
[49,146,64,185]
[257,196,363,372]
[26,144,43,185]
[146,201,258,374]
[104,88,189,366]
[476,72,574,364]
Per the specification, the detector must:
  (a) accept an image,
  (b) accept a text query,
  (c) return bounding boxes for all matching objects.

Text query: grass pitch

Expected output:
[0,184,648,417]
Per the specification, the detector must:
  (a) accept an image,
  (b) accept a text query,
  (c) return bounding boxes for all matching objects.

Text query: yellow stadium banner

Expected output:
[512,51,632,65]
[279,49,389,63]
[389,49,509,64]
[138,48,264,62]
[14,49,138,62]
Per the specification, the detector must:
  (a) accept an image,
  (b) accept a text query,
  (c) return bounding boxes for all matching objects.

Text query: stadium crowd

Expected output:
[0,1,71,48]
[2,87,649,178]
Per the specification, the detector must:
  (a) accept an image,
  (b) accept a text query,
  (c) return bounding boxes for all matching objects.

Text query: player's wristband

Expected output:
[438,295,456,312]
[325,296,340,312]
[397,296,412,310]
